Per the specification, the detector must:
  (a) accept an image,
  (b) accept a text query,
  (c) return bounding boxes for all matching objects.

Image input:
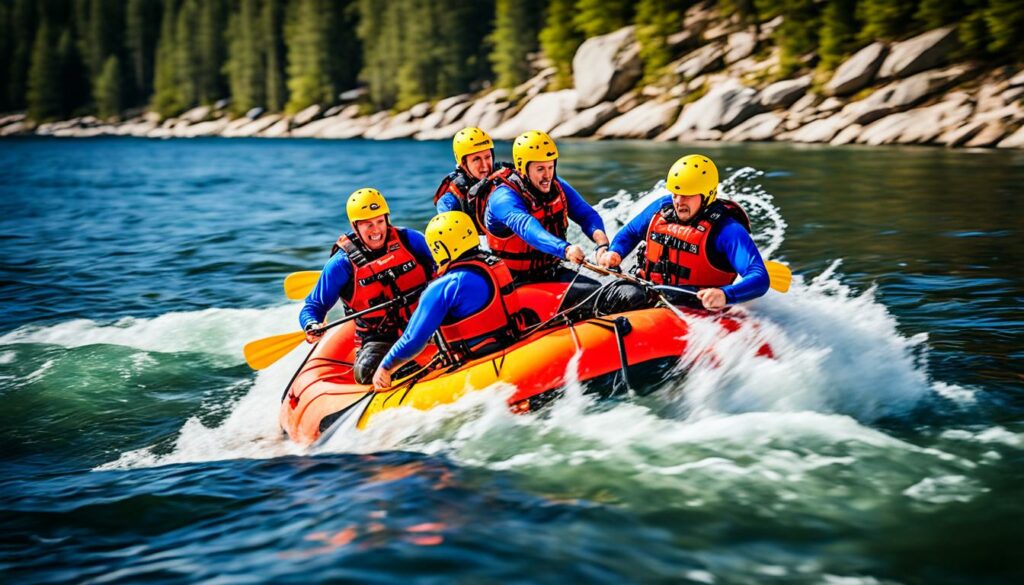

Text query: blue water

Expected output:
[1,137,1023,583]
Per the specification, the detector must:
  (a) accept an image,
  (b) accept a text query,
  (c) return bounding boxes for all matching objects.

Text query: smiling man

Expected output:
[598,155,769,310]
[300,188,435,383]
[477,130,646,316]
[432,127,512,231]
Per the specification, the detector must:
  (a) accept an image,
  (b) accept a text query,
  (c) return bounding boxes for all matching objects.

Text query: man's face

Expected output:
[463,150,494,180]
[672,193,704,222]
[526,160,555,193]
[354,215,389,250]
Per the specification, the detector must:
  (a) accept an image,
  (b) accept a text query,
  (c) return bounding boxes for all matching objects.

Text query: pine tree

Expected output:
[95,54,122,118]
[573,0,633,38]
[819,0,857,70]
[174,0,199,108]
[263,0,288,112]
[285,0,335,113]
[197,0,226,104]
[9,0,37,110]
[539,0,583,90]
[27,20,62,121]
[152,0,182,117]
[489,0,543,90]
[126,0,158,104]
[634,0,688,85]
[58,24,92,116]
[984,0,1024,56]
[226,0,265,114]
[776,0,821,75]
[856,0,915,42]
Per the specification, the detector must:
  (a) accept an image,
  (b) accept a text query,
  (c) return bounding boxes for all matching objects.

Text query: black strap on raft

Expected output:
[590,315,633,395]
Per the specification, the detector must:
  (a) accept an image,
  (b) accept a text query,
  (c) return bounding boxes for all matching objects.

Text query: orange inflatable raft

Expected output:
[279,283,772,445]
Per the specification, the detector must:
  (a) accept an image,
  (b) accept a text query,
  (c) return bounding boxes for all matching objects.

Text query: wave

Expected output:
[95,167,999,477]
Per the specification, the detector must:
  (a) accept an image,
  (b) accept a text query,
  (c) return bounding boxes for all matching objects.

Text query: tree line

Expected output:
[2,0,1020,123]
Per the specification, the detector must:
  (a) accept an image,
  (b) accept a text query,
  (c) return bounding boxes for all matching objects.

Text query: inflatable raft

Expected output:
[279,284,773,445]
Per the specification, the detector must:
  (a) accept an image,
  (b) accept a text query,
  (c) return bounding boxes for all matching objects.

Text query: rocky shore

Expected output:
[3,4,1023,149]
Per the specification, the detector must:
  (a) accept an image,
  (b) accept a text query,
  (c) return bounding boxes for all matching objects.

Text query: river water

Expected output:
[1,137,1022,584]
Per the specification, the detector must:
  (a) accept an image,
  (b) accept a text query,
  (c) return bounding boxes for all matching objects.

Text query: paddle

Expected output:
[243,296,404,370]
[284,270,321,300]
[764,261,792,293]
[579,261,689,321]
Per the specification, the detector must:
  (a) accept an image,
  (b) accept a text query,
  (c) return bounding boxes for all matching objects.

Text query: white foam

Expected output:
[99,167,988,486]
[0,304,299,362]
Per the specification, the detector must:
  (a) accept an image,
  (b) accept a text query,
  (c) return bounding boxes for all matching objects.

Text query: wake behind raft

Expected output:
[279,282,774,446]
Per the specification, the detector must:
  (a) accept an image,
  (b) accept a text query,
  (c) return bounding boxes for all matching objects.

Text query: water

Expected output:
[1,137,1022,584]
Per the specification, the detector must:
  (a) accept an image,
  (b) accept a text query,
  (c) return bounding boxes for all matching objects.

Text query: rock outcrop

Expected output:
[573,27,642,110]
[825,42,887,96]
[878,27,957,80]
[596,100,681,139]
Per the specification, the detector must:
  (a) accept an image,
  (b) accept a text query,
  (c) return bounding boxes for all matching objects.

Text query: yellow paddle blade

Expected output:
[243,329,307,370]
[284,271,321,300]
[765,261,792,293]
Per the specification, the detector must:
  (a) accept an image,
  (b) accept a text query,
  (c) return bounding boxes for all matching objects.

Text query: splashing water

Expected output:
[78,167,980,478]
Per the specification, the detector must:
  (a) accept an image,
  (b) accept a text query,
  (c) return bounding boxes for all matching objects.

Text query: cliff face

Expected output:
[6,4,1024,149]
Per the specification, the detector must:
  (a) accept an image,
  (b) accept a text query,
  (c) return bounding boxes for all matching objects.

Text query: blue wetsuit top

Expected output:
[483,177,605,259]
[609,195,769,304]
[299,227,434,330]
[435,192,463,214]
[379,266,491,370]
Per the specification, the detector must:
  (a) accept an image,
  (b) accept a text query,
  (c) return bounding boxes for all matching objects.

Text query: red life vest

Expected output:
[481,167,568,276]
[637,200,752,287]
[432,162,513,232]
[332,227,430,340]
[438,253,522,362]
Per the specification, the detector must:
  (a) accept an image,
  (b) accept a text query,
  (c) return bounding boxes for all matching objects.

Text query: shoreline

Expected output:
[4,21,1023,150]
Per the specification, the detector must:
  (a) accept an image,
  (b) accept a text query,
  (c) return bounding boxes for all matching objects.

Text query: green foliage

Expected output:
[490,0,543,90]
[225,0,265,114]
[94,54,122,118]
[196,0,226,103]
[27,19,62,120]
[776,0,820,75]
[818,0,858,71]
[285,0,334,113]
[8,0,38,110]
[573,0,633,37]
[984,0,1024,55]
[856,0,915,41]
[0,3,11,111]
[915,0,966,29]
[126,0,159,100]
[635,0,689,85]
[152,0,182,117]
[539,0,582,90]
[262,0,288,112]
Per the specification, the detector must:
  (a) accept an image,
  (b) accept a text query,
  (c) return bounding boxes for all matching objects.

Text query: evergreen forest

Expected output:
[2,0,1021,122]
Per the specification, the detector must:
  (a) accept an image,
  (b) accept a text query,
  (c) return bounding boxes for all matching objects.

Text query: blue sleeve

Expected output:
[609,195,670,257]
[485,186,570,259]
[559,178,605,239]
[299,252,353,329]
[380,270,490,369]
[401,228,438,278]
[713,221,770,304]
[436,192,461,214]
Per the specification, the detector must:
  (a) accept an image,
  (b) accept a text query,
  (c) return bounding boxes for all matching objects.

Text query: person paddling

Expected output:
[478,130,645,315]
[301,188,435,383]
[372,211,522,389]
[433,127,512,231]
[598,155,769,310]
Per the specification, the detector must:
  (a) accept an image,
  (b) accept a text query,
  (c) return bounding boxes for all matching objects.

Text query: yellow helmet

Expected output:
[512,130,558,175]
[453,127,494,165]
[666,155,719,205]
[346,188,390,223]
[426,211,479,272]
